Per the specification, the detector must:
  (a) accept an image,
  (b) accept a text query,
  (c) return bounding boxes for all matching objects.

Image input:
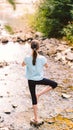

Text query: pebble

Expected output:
[61,93,72,99]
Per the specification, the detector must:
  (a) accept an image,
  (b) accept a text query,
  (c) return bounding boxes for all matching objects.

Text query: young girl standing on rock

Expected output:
[22,40,58,126]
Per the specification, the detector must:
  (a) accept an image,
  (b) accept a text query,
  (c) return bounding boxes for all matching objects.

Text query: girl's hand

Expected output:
[22,61,26,66]
[44,63,48,68]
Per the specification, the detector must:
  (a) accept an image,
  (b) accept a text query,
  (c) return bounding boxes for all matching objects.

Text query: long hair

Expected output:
[31,40,39,65]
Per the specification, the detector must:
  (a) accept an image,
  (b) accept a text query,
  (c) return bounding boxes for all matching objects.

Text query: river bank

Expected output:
[0,23,73,130]
[0,0,73,129]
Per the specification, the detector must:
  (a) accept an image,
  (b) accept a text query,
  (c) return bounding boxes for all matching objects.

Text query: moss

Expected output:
[43,114,73,130]
[4,25,14,34]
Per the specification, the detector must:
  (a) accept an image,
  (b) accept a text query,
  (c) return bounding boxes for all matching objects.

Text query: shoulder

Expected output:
[38,55,46,59]
[38,55,47,64]
[24,55,31,63]
[25,55,31,59]
[38,55,47,61]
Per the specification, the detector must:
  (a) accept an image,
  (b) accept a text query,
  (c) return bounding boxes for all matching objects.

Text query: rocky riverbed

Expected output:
[0,0,73,130]
[0,21,73,130]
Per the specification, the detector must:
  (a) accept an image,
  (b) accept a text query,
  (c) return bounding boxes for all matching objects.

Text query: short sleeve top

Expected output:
[24,55,47,81]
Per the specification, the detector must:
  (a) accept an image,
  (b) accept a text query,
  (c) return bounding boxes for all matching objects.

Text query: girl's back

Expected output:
[24,55,47,80]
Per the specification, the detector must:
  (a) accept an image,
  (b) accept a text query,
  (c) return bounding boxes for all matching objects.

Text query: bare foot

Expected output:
[30,118,44,125]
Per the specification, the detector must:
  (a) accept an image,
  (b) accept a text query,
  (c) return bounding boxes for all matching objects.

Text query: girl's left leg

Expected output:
[33,104,38,121]
[28,80,38,121]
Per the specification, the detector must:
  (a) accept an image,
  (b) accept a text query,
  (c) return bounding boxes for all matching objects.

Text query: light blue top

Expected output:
[24,55,47,81]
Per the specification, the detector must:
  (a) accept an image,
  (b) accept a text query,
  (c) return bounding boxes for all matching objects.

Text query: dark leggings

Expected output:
[28,78,58,105]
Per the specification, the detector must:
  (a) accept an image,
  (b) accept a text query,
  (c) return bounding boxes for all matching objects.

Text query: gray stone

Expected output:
[66,52,73,61]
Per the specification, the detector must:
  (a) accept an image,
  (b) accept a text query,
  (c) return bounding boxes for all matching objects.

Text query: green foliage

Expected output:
[32,0,73,40]
[7,0,16,10]
[62,23,73,44]
[4,25,14,34]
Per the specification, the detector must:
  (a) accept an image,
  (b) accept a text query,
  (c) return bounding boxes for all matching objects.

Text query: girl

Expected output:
[22,40,58,125]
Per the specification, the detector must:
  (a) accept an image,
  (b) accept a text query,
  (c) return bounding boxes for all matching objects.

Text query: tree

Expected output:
[34,0,73,38]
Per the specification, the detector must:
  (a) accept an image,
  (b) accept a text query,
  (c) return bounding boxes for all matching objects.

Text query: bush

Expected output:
[32,0,73,39]
[62,23,73,44]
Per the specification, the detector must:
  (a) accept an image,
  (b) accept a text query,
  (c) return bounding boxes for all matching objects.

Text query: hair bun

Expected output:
[31,40,39,50]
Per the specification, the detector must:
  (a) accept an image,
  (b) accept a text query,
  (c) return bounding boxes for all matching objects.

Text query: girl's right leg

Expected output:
[36,78,58,99]
[36,86,52,99]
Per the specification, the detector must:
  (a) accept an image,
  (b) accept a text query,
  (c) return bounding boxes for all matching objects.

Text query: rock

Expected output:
[4,111,11,115]
[61,93,72,99]
[1,37,9,44]
[66,52,73,61]
[57,44,68,52]
[35,31,43,38]
[47,48,57,56]
[0,62,8,68]
[65,109,73,113]
[71,47,73,51]
[63,48,71,54]
[43,38,50,45]
[0,63,3,68]
[55,53,63,61]
[45,118,55,124]
[67,61,73,68]
[12,104,18,109]
[0,96,3,98]
[5,74,8,76]
[42,39,57,56]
